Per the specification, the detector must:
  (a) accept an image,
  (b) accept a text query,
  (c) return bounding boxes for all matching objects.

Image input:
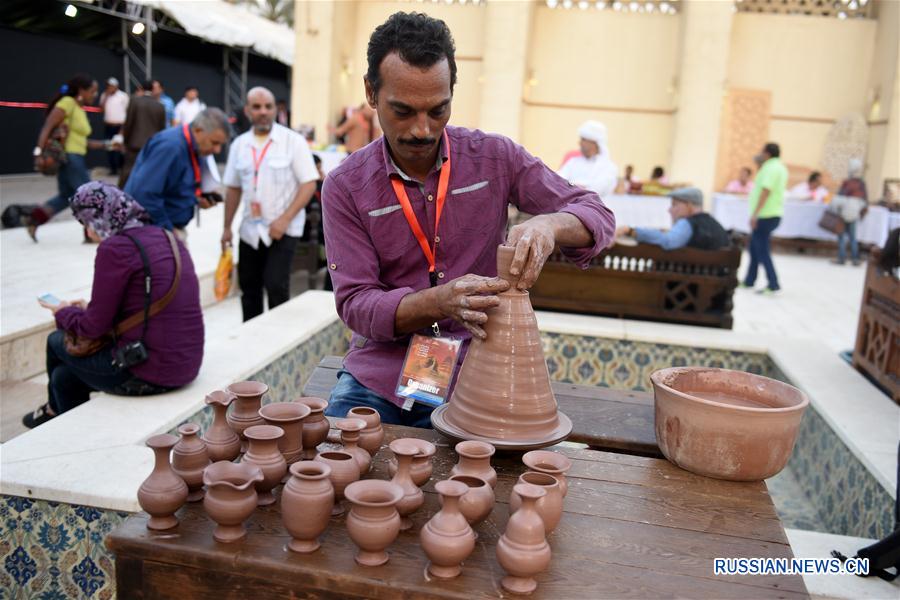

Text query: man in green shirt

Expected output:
[742,142,787,293]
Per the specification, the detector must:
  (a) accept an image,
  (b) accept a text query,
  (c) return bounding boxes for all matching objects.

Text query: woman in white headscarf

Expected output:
[557,120,619,198]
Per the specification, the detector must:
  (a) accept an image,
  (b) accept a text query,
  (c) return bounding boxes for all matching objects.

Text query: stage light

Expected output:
[132,22,145,35]
[65,4,77,17]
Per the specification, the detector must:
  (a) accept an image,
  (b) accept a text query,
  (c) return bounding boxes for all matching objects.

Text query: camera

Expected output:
[113,340,149,369]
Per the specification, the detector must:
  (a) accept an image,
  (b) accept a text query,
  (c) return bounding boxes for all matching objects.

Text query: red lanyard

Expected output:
[251,139,273,191]
[181,124,202,198]
[390,132,451,284]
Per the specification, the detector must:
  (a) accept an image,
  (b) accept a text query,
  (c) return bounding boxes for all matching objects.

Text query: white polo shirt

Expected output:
[101,89,129,125]
[224,123,319,249]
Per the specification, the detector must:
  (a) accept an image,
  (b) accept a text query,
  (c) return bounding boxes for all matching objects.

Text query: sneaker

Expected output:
[756,287,781,296]
[851,259,862,267]
[22,403,56,429]
[739,282,755,289]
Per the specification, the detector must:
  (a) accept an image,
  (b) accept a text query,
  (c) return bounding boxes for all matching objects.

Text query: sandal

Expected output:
[22,403,56,429]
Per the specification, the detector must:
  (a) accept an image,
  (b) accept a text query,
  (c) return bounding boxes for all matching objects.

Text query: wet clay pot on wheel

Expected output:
[203,461,263,543]
[421,479,477,579]
[509,472,564,534]
[336,418,371,476]
[138,434,189,531]
[172,423,211,502]
[496,483,552,596]
[295,397,329,459]
[347,407,384,455]
[651,367,810,481]
[441,475,494,527]
[449,441,497,488]
[522,450,572,497]
[202,390,241,463]
[226,381,268,452]
[387,438,436,486]
[281,461,334,553]
[314,450,359,515]
[241,425,287,506]
[259,402,310,466]
[389,439,425,530]
[344,480,404,567]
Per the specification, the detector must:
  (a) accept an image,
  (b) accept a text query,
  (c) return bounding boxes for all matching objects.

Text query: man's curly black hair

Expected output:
[366,12,457,96]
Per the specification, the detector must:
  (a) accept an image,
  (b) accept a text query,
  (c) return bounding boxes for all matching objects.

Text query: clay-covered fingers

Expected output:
[516,240,552,290]
[452,276,510,296]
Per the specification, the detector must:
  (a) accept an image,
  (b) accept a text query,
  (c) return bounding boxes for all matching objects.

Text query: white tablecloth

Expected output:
[712,193,894,247]
[602,194,673,230]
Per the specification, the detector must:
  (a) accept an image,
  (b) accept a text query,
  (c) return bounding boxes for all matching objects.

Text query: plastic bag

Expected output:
[214,247,233,301]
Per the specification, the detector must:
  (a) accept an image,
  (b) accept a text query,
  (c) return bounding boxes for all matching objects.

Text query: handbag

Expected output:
[818,208,845,235]
[36,123,69,176]
[64,229,182,357]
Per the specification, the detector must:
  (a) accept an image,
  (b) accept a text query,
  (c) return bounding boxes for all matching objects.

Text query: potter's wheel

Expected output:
[430,405,573,451]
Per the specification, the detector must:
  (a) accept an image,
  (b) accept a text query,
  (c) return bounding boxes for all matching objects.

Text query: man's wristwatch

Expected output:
[32,146,42,157]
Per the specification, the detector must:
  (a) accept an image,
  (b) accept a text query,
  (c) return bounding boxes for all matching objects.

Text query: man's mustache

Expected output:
[399,137,436,147]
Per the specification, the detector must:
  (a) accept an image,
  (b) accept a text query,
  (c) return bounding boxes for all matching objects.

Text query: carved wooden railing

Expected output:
[853,249,900,403]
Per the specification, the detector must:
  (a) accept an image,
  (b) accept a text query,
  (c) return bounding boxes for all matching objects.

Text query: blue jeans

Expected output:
[46,153,90,215]
[744,217,781,290]
[837,220,859,263]
[325,370,435,429]
[46,330,172,415]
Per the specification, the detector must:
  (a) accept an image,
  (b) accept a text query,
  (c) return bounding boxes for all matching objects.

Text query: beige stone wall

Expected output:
[865,0,900,198]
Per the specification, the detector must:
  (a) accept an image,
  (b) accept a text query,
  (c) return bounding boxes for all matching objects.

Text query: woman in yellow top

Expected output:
[28,73,107,241]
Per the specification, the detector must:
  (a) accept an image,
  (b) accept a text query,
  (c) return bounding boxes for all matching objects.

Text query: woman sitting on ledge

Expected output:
[23,182,204,429]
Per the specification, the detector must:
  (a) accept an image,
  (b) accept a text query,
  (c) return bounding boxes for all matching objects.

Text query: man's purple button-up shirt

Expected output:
[322,126,616,407]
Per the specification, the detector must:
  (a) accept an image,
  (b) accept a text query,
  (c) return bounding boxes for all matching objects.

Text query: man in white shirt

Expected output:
[173,86,207,126]
[222,87,318,321]
[557,120,618,198]
[789,171,829,203]
[100,77,129,175]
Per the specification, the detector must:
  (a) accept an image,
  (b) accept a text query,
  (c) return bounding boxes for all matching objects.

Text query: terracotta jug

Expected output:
[336,418,371,476]
[295,397,329,459]
[509,472,564,534]
[203,461,263,543]
[172,423,210,502]
[281,461,334,553]
[522,450,572,497]
[314,450,359,515]
[496,483,552,595]
[449,441,497,488]
[226,381,268,452]
[241,425,287,506]
[420,479,477,579]
[389,439,425,530]
[434,245,572,448]
[202,390,241,463]
[441,475,494,527]
[344,480,404,566]
[387,438,436,486]
[137,434,189,530]
[347,407,384,455]
[259,401,310,465]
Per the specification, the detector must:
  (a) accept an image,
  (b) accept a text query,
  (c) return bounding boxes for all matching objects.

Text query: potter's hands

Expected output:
[506,215,557,290]
[437,275,510,340]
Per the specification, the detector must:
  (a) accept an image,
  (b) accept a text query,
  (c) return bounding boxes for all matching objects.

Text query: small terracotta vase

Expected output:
[441,475,494,527]
[172,423,211,502]
[336,418,371,476]
[203,461,263,543]
[202,390,241,463]
[281,461,334,553]
[138,434,189,530]
[387,438,436,486]
[420,479,477,579]
[522,450,572,497]
[347,407,384,455]
[344,480,404,567]
[241,425,287,506]
[449,441,497,488]
[259,402,310,465]
[509,472,564,534]
[226,381,268,452]
[496,483,552,595]
[314,450,359,515]
[389,439,425,531]
[295,397,329,459]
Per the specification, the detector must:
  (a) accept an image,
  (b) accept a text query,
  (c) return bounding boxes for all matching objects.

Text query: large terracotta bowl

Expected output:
[650,367,809,481]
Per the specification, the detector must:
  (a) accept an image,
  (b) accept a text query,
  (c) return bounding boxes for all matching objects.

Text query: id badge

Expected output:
[396,334,462,409]
[250,200,263,219]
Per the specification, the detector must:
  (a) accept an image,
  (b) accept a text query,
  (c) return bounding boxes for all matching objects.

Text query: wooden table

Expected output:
[108,424,806,599]
[304,355,662,458]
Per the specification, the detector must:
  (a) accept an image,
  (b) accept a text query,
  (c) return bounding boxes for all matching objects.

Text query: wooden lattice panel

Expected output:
[715,89,772,192]
[735,0,875,19]
[853,251,900,403]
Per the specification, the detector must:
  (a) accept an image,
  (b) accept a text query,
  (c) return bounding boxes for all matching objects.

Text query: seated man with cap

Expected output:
[616,187,730,251]
[557,120,618,198]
